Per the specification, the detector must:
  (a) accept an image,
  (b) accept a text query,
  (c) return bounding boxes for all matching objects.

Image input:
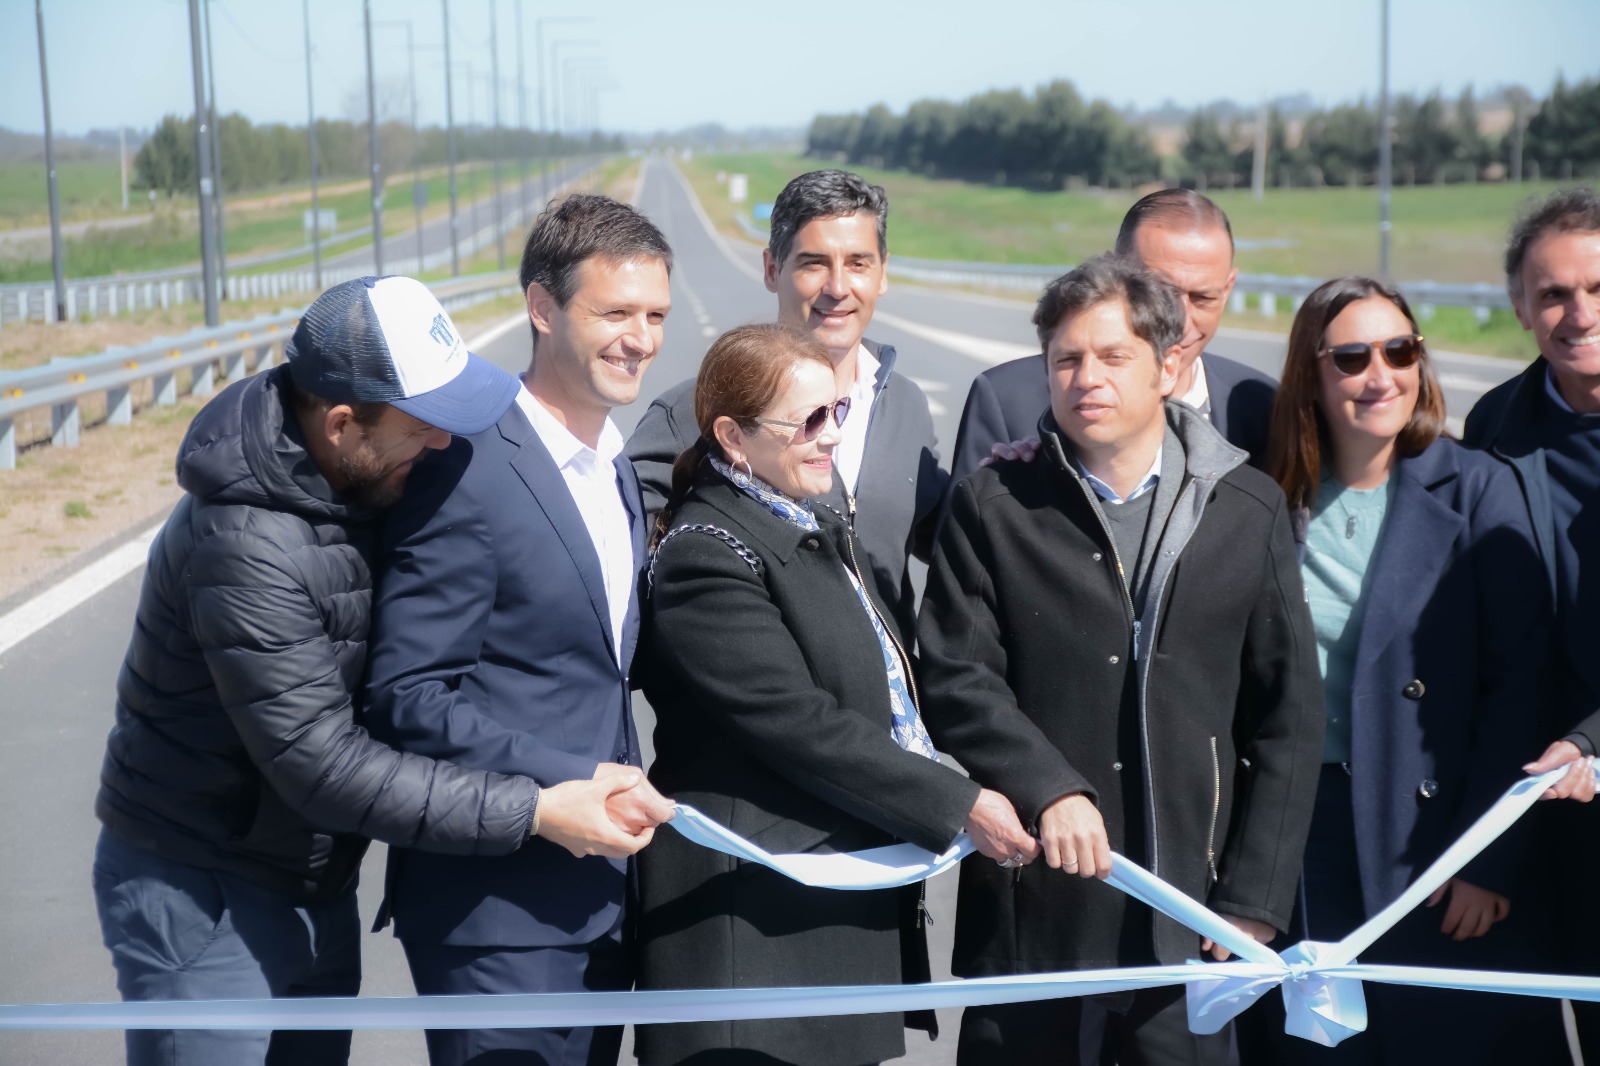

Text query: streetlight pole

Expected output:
[489,0,505,270]
[363,0,384,276]
[1377,0,1392,280]
[549,40,596,174]
[535,20,591,202]
[442,0,459,275]
[33,0,67,324]
[515,0,529,226]
[204,0,228,295]
[377,20,425,273]
[188,0,220,326]
[302,0,322,290]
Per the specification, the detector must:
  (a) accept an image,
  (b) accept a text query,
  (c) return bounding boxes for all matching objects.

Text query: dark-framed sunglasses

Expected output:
[1317,333,1426,376]
[752,397,852,441]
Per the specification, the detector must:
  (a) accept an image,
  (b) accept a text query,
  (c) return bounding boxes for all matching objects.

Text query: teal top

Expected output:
[1302,475,1394,765]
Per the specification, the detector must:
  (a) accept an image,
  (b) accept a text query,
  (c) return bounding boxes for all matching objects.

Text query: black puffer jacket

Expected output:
[95,365,537,900]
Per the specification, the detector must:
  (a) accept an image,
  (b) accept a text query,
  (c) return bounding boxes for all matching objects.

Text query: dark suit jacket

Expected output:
[947,350,1277,484]
[637,471,978,1066]
[625,339,946,639]
[1310,440,1548,917]
[364,403,644,950]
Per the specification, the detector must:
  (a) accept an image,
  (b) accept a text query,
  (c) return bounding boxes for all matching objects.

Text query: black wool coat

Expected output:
[918,405,1324,975]
[636,471,980,1066]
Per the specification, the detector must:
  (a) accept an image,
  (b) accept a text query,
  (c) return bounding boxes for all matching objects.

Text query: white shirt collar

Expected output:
[1179,355,1211,418]
[515,384,624,470]
[1079,443,1163,506]
[853,344,881,396]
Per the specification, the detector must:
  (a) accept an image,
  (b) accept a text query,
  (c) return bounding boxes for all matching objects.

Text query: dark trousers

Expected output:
[1237,764,1565,1066]
[91,827,361,1066]
[1543,798,1600,1059]
[401,925,630,1066]
[957,986,1230,1066]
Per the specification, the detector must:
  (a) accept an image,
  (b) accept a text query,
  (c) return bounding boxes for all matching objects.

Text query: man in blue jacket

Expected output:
[625,169,945,638]
[93,275,650,1066]
[1466,185,1600,1055]
[947,189,1277,483]
[364,196,677,1066]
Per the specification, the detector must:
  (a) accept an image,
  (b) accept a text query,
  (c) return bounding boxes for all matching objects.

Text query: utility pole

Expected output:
[1377,0,1393,280]
[1251,104,1268,200]
[363,0,384,276]
[119,127,128,211]
[406,23,423,271]
[188,0,220,326]
[489,0,506,269]
[34,0,67,323]
[442,0,460,275]
[203,0,228,295]
[302,0,322,290]
[515,0,529,225]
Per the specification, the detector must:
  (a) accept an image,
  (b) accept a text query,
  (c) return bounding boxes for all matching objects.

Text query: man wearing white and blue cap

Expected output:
[92,275,660,1066]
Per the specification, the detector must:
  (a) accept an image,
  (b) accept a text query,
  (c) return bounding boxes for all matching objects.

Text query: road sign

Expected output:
[753,202,773,221]
[728,173,748,203]
[303,208,337,235]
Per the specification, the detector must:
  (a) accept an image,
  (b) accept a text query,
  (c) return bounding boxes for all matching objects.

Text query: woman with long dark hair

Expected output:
[635,323,1037,1066]
[1245,276,1560,1062]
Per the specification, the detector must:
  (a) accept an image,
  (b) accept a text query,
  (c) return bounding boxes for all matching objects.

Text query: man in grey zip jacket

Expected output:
[919,257,1322,1065]
[626,169,943,637]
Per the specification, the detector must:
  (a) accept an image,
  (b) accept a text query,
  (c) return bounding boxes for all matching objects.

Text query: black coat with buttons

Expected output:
[918,405,1325,974]
[636,471,980,1066]
[1293,439,1550,916]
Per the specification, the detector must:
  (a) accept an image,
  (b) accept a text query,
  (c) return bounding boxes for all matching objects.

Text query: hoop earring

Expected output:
[732,459,754,488]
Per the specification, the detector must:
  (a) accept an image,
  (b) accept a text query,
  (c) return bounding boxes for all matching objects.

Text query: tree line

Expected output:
[808,77,1600,191]
[133,113,621,198]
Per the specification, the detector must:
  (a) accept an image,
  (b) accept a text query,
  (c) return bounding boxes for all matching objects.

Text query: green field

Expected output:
[681,151,1598,286]
[0,159,128,227]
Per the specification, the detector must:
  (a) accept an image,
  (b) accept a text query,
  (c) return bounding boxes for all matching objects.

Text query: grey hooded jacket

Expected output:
[94,365,537,900]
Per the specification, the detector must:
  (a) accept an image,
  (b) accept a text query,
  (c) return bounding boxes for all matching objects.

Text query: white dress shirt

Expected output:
[833,345,881,495]
[1178,355,1212,420]
[516,386,634,663]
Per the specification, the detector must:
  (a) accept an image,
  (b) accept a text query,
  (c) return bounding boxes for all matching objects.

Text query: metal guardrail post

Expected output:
[107,385,133,426]
[0,420,14,470]
[51,399,79,447]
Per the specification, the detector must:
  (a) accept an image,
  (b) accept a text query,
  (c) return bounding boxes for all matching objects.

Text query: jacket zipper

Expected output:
[1206,736,1220,883]
[842,492,920,714]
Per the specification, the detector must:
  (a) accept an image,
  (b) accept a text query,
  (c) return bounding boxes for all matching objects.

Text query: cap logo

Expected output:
[428,313,457,348]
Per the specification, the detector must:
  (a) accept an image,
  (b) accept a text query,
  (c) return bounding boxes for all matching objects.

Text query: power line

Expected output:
[211,0,303,65]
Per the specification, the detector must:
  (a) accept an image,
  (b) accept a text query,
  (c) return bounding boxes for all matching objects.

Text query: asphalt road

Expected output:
[0,154,1529,1066]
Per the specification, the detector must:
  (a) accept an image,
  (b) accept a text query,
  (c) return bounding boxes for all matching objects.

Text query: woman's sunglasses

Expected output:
[752,397,852,441]
[1317,333,1425,376]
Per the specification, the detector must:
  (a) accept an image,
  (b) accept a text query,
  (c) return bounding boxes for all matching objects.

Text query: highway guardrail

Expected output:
[0,272,519,470]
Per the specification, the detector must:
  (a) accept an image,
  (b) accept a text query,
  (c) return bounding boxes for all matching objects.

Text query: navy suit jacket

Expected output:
[364,402,645,950]
[1314,440,1548,918]
[947,350,1277,485]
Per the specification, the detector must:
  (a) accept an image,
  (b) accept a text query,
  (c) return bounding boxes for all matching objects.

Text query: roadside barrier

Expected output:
[730,212,1512,320]
[0,272,518,470]
[0,766,1592,1048]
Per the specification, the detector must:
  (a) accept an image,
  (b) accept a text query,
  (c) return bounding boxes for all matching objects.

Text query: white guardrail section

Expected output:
[730,212,1513,320]
[0,272,519,470]
[0,159,599,328]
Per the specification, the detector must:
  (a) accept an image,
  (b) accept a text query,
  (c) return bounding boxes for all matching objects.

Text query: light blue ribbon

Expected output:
[0,768,1592,1042]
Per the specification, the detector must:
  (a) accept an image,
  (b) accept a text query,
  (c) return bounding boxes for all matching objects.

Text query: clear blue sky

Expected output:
[3,0,1596,138]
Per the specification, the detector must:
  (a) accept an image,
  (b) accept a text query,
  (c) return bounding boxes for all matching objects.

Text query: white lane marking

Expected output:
[0,310,533,660]
[1437,370,1512,394]
[927,398,948,417]
[0,527,161,659]
[701,325,716,337]
[908,377,949,393]
[663,161,763,282]
[873,310,1036,366]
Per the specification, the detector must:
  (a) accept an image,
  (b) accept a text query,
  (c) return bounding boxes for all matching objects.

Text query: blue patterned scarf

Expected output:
[712,456,939,761]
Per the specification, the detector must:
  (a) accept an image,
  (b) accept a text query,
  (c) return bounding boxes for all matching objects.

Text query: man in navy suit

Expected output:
[948,189,1277,483]
[364,194,677,1066]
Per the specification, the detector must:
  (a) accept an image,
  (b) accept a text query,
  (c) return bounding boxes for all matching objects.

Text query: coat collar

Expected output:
[686,469,835,566]
[1036,398,1247,486]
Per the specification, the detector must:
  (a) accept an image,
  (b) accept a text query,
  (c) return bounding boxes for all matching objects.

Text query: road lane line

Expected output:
[873,310,1036,366]
[466,310,531,354]
[0,527,159,658]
